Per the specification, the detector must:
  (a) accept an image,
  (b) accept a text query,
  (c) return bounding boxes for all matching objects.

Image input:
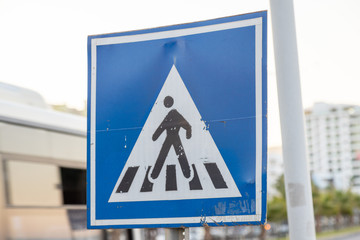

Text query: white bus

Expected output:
[0,83,102,239]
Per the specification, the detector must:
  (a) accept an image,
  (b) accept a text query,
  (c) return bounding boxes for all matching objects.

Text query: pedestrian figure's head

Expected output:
[164,96,174,108]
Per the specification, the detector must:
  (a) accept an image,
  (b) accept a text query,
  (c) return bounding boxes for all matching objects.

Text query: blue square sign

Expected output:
[87,11,267,229]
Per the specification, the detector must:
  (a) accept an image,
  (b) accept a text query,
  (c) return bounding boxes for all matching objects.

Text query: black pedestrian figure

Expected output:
[151,96,192,180]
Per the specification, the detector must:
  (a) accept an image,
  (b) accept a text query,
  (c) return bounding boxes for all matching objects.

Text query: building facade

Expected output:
[305,103,360,194]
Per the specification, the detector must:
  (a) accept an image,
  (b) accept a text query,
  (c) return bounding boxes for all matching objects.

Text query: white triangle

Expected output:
[109,65,241,202]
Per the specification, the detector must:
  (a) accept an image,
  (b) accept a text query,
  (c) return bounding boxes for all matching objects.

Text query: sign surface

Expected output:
[88,11,267,229]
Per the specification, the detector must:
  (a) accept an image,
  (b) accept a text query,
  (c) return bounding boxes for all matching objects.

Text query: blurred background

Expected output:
[1,0,360,239]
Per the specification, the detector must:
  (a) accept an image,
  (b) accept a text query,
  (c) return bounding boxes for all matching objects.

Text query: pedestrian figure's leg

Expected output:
[151,139,172,179]
[173,139,191,178]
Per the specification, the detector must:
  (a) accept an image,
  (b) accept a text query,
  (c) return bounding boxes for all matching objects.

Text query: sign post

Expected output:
[87,12,267,231]
[165,228,188,240]
[270,0,316,239]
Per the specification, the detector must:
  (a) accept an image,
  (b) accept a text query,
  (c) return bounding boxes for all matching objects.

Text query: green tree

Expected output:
[312,182,323,232]
[267,196,287,222]
[267,175,287,223]
[313,185,359,231]
[275,174,286,199]
[269,175,360,233]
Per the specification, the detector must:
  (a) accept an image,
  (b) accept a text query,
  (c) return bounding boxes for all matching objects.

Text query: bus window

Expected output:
[60,167,86,205]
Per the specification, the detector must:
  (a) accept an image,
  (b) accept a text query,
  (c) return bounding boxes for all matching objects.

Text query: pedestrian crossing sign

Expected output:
[88,11,267,229]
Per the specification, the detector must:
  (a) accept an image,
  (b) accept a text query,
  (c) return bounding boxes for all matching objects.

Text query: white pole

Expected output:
[269,0,316,239]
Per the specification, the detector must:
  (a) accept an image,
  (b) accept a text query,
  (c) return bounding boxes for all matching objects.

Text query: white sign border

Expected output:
[90,17,264,227]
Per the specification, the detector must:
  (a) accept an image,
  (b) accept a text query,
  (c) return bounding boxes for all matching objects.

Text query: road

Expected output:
[322,232,360,240]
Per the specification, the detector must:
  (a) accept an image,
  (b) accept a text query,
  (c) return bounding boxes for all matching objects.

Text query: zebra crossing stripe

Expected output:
[140,166,153,192]
[189,164,202,190]
[204,163,228,189]
[115,162,228,193]
[116,166,139,193]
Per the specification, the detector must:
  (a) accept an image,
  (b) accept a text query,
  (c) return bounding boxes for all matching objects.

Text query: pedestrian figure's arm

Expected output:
[152,118,167,141]
[152,125,165,141]
[185,124,192,139]
[180,117,192,139]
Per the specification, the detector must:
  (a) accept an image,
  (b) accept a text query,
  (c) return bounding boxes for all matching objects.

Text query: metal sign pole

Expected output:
[269,0,316,239]
[165,228,189,240]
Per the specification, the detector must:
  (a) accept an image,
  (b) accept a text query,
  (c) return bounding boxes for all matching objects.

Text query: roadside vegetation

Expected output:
[267,175,360,238]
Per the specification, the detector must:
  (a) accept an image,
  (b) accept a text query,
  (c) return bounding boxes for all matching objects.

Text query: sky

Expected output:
[0,0,359,147]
